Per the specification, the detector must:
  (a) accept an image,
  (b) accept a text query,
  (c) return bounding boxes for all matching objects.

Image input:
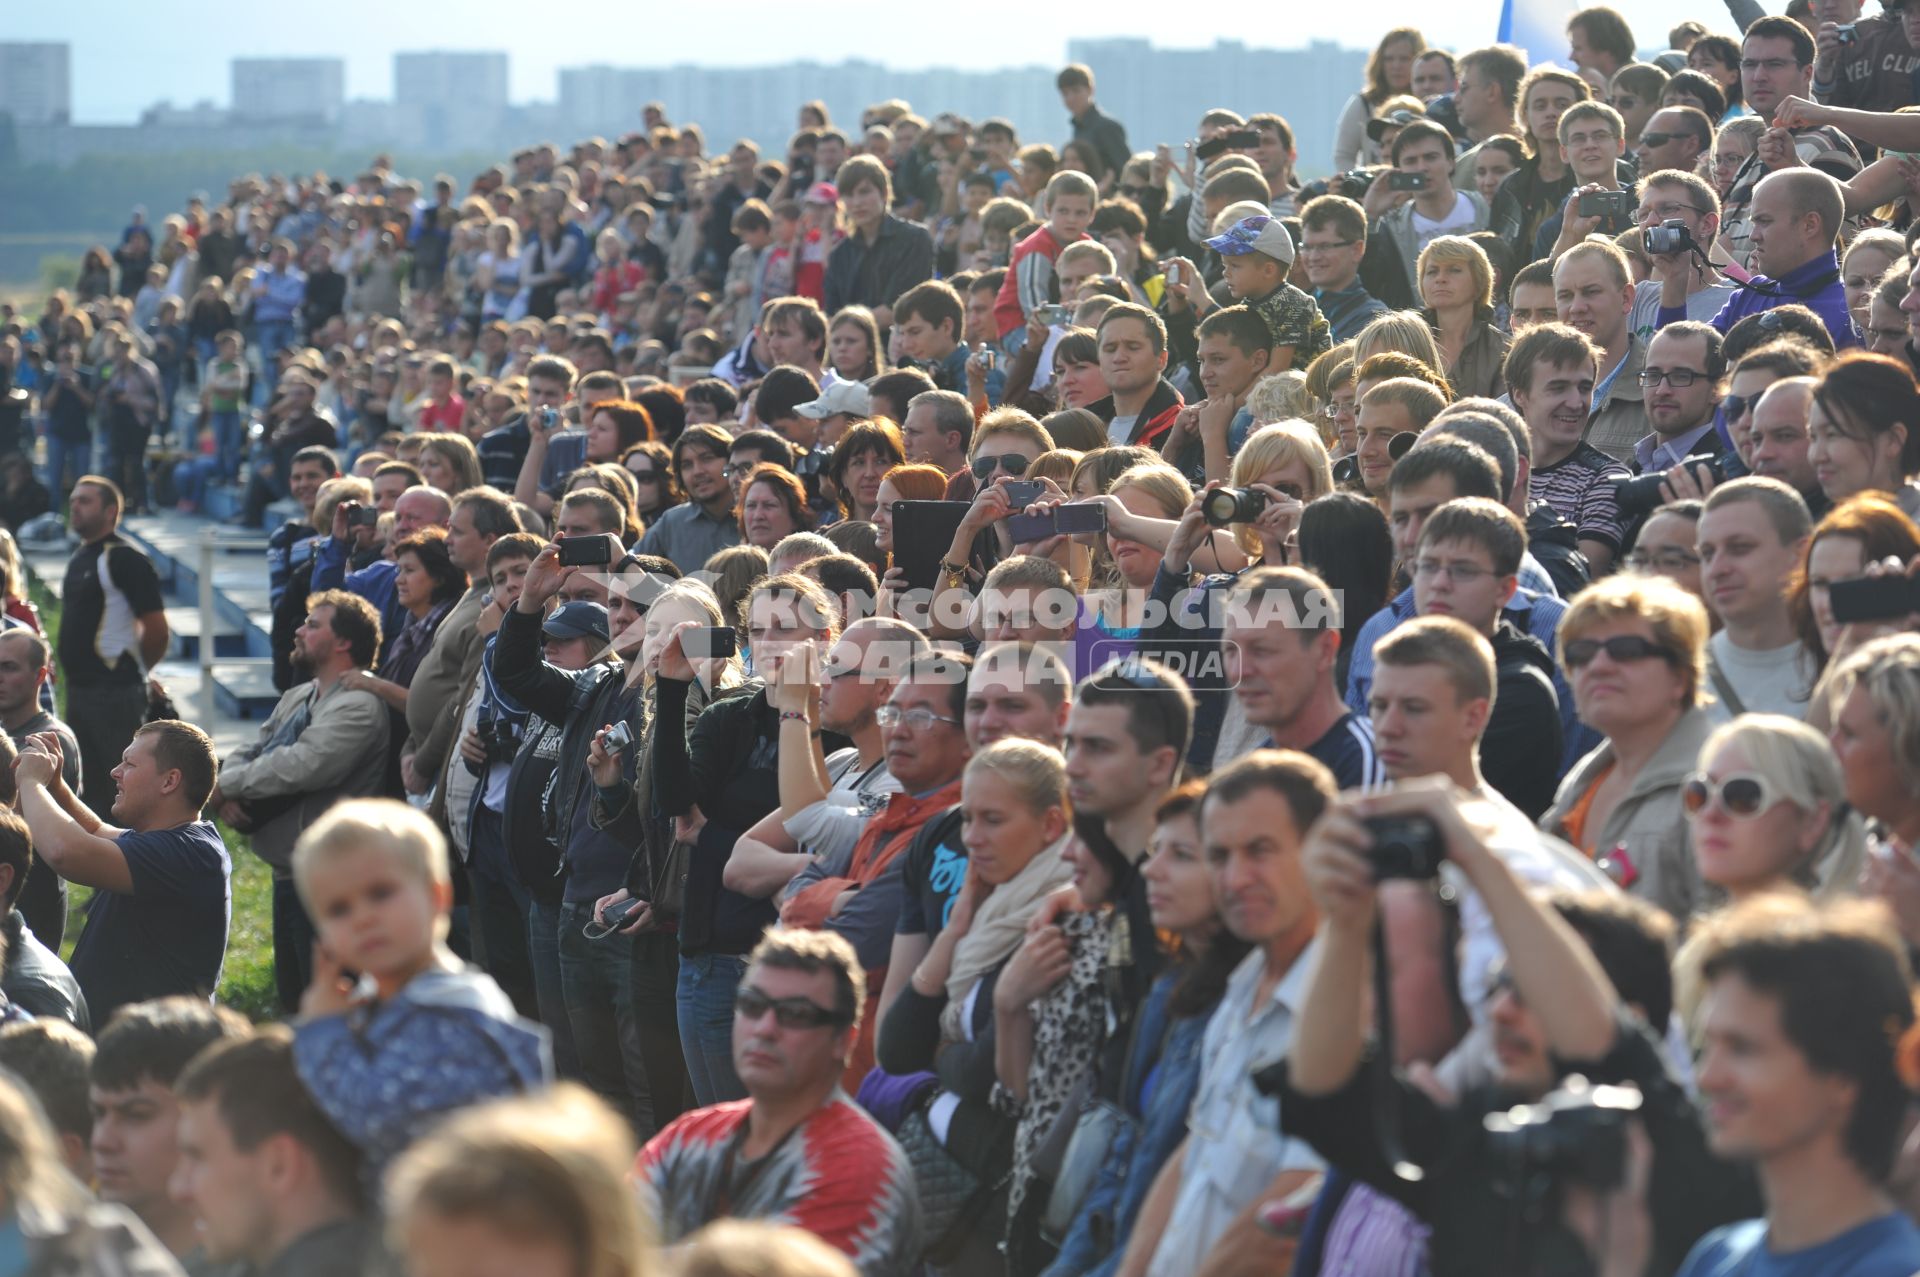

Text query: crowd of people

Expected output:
[7,9,1920,1273]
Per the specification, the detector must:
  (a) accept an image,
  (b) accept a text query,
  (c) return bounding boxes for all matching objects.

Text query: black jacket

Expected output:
[1484,620,1564,821]
[823,214,935,316]
[1525,502,1592,600]
[1,910,88,1031]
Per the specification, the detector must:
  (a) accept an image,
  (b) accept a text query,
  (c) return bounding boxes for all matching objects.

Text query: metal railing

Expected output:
[198,529,271,723]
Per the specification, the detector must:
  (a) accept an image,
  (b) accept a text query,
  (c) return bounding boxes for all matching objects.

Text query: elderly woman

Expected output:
[1686,714,1866,908]
[1419,236,1511,400]
[737,463,815,551]
[1543,573,1716,921]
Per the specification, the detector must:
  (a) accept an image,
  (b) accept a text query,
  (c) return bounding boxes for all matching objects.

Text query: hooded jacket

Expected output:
[1086,377,1184,450]
[1483,621,1565,821]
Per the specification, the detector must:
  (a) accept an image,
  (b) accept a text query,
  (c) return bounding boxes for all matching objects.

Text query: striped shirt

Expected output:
[1529,444,1630,553]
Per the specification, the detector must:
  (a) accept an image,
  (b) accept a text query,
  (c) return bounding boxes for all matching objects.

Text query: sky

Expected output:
[12,0,1710,123]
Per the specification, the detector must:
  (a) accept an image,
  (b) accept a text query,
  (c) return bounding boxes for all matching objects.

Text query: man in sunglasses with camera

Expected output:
[637,928,920,1276]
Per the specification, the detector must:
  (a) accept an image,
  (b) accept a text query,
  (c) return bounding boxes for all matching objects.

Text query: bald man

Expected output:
[310,485,454,635]
[1745,377,1825,515]
[1661,168,1855,350]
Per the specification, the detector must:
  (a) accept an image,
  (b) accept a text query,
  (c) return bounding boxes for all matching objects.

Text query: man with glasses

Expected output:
[1697,478,1815,722]
[1668,169,1859,353]
[776,650,970,1085]
[1539,102,1636,262]
[1718,18,1862,268]
[1635,322,1728,476]
[1635,169,1735,343]
[1299,195,1388,341]
[636,929,920,1277]
[1636,108,1714,184]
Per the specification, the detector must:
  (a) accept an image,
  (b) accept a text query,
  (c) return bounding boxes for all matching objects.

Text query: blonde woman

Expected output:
[1353,308,1450,382]
[1418,235,1511,399]
[1224,420,1335,567]
[1243,370,1312,429]
[416,433,485,496]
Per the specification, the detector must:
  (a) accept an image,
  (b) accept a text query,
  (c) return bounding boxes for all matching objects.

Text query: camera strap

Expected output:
[1369,918,1426,1182]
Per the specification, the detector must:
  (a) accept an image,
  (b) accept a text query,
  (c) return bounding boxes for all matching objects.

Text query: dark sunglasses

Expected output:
[1636,132,1682,149]
[971,452,1030,480]
[627,468,663,483]
[1682,772,1777,818]
[1563,635,1678,669]
[735,985,846,1030]
[1721,391,1756,420]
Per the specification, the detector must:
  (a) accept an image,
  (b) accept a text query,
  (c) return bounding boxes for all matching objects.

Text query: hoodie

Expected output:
[1086,376,1184,450]
[294,965,552,1182]
[1484,622,1565,821]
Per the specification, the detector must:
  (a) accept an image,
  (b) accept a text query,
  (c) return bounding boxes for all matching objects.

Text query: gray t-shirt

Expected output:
[1704,631,1812,723]
[1630,280,1738,345]
[1107,413,1140,447]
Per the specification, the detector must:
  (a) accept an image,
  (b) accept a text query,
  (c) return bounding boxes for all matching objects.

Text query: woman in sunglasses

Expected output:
[922,411,1057,637]
[1543,574,1717,922]
[620,439,683,531]
[1685,715,1867,910]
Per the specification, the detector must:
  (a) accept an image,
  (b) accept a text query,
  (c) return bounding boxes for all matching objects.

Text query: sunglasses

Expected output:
[1682,772,1778,819]
[1562,634,1677,668]
[627,468,663,483]
[734,985,845,1030]
[971,452,1030,480]
[1721,391,1757,420]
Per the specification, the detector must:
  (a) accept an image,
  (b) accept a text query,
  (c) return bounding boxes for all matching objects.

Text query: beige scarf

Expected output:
[940,833,1074,1042]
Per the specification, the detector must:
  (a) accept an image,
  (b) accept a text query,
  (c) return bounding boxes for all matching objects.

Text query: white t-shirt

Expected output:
[1704,631,1812,724]
[1629,280,1738,345]
[780,747,901,865]
[1107,412,1140,446]
[1410,192,1478,256]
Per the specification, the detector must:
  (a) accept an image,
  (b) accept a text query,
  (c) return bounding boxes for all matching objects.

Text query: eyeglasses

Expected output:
[1562,634,1678,668]
[1412,558,1496,582]
[1563,129,1618,148]
[1624,548,1701,572]
[1629,198,1706,223]
[1721,391,1757,420]
[1682,772,1780,819]
[1638,368,1709,387]
[1300,240,1357,256]
[971,452,1030,480]
[876,704,963,732]
[734,985,846,1030]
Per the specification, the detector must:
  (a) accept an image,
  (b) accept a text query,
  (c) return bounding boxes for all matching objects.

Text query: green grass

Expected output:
[33,578,279,1022]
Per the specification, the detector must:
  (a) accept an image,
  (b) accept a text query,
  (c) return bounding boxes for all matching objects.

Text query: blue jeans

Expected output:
[526,896,580,1079]
[558,901,653,1134]
[676,951,747,1108]
[44,434,87,497]
[172,456,222,509]
[210,410,242,480]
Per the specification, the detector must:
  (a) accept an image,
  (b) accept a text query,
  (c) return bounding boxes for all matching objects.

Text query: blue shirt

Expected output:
[252,266,307,324]
[1677,1212,1920,1277]
[1312,284,1389,342]
[68,821,231,1029]
[312,536,400,639]
[1661,250,1858,352]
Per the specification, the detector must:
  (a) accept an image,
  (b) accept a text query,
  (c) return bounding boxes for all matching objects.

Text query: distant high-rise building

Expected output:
[0,42,71,125]
[393,51,509,150]
[231,58,344,124]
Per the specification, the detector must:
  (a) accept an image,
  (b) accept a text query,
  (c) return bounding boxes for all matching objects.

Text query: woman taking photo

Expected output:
[1043,782,1247,1277]
[829,419,907,523]
[1543,574,1716,922]
[1332,28,1426,171]
[652,573,849,1106]
[878,737,1075,1272]
[737,463,816,551]
[1419,236,1510,400]
[1807,351,1920,516]
[1787,493,1920,674]
[1686,714,1866,908]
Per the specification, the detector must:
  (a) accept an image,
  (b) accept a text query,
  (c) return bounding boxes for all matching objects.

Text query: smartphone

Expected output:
[1006,510,1058,542]
[1165,263,1182,287]
[1035,303,1071,326]
[558,533,618,567]
[1000,480,1043,510]
[1007,502,1106,542]
[1829,575,1916,625]
[1194,135,1231,163]
[892,500,973,591]
[1578,189,1634,218]
[1389,172,1428,191]
[684,625,738,659]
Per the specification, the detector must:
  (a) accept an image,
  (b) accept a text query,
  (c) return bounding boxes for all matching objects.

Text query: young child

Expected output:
[993,169,1097,347]
[292,798,551,1180]
[761,200,802,307]
[414,358,465,433]
[203,330,249,480]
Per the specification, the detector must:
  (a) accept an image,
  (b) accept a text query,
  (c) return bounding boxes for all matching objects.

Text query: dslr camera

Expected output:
[1482,1076,1645,1196]
[1642,219,1697,256]
[470,711,521,775]
[1202,486,1270,527]
[1609,452,1729,518]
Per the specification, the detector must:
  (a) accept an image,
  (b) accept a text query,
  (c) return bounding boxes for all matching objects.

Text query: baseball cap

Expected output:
[796,381,872,420]
[931,112,969,136]
[1205,214,1296,267]
[1366,107,1426,143]
[804,181,839,206]
[542,601,611,644]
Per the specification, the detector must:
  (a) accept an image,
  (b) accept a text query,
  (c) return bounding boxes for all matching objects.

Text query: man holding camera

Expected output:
[1811,0,1918,115]
[1275,780,1756,1277]
[1539,103,1637,263]
[1660,168,1856,351]
[1361,121,1490,304]
[1633,323,1727,476]
[1634,170,1735,344]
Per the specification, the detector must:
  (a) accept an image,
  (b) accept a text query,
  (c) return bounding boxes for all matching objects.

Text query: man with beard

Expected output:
[208,591,390,1012]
